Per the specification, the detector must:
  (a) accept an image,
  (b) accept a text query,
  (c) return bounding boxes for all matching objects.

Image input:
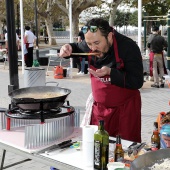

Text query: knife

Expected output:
[132,142,146,156]
[45,141,72,154]
[46,141,78,154]
[127,142,138,157]
[35,139,72,154]
[109,139,116,143]
[59,141,78,152]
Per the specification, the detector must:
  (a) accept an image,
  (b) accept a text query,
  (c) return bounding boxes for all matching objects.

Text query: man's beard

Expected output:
[94,40,112,59]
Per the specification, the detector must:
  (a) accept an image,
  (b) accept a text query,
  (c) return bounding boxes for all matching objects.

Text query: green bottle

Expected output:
[94,120,109,170]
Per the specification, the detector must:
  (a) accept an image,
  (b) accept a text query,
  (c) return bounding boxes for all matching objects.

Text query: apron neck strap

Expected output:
[112,32,124,69]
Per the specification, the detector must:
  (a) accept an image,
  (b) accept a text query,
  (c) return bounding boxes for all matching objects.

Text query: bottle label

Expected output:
[94,140,101,166]
[115,153,124,162]
[151,142,159,151]
[94,140,109,169]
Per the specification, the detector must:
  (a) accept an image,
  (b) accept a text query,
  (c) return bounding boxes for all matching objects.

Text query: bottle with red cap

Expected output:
[114,135,124,162]
[151,122,160,151]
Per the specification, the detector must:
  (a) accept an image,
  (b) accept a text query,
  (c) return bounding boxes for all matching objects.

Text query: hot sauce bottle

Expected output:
[114,135,124,162]
[151,122,160,151]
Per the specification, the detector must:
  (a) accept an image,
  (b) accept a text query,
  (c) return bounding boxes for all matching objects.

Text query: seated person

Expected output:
[160,124,170,148]
[156,111,170,148]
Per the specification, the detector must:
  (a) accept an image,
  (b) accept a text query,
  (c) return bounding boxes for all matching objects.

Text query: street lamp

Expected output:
[143,11,147,51]
[138,0,142,51]
[124,13,126,34]
[69,0,73,77]
[5,0,19,90]
[34,0,39,59]
[17,3,20,36]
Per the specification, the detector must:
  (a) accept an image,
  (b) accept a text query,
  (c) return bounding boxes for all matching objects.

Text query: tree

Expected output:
[24,0,125,45]
[123,0,170,33]
[1,0,125,45]
[106,0,124,26]
[114,10,136,34]
[129,11,138,27]
[0,0,20,39]
[114,10,124,28]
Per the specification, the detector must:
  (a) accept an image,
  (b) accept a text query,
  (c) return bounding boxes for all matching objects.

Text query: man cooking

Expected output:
[59,18,143,143]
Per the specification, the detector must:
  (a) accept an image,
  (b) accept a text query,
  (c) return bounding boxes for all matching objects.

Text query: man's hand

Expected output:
[88,66,111,77]
[59,44,72,57]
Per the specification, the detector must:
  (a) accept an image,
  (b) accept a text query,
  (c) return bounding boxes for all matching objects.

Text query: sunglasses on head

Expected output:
[82,25,99,34]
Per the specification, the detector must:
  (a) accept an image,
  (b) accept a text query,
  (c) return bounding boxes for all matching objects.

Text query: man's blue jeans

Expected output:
[81,58,85,73]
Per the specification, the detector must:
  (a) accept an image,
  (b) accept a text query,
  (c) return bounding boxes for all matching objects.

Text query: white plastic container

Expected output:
[66,67,72,78]
[107,162,125,170]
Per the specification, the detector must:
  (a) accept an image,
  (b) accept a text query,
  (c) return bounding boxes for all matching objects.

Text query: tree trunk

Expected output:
[45,18,56,45]
[109,5,118,26]
[72,12,80,42]
[109,1,122,26]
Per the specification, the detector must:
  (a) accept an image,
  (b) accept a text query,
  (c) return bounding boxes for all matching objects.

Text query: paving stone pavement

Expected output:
[0,60,170,169]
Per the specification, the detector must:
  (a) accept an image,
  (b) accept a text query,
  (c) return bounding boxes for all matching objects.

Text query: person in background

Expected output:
[156,111,170,148]
[59,18,143,143]
[72,56,81,73]
[43,26,48,44]
[5,32,20,51]
[77,27,86,75]
[147,25,168,88]
[24,26,36,67]
[160,125,170,148]
[158,112,170,148]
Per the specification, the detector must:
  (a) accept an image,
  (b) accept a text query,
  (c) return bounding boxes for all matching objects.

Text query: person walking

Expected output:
[147,25,168,88]
[59,18,143,143]
[77,28,86,75]
[24,26,36,67]
[43,26,48,44]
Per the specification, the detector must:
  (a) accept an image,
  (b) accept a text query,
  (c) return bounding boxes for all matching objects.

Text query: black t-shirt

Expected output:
[78,31,85,40]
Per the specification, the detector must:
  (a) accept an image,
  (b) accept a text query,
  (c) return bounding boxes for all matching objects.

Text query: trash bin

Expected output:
[38,57,49,66]
[24,67,46,87]
[63,68,67,77]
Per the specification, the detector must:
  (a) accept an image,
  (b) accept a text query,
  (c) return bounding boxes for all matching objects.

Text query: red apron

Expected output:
[149,52,167,77]
[89,35,141,143]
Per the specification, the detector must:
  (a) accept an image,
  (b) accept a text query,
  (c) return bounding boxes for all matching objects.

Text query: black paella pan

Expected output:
[8,86,71,111]
[130,148,170,170]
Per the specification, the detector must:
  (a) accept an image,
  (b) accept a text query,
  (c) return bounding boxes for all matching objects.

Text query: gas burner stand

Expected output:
[1,104,80,149]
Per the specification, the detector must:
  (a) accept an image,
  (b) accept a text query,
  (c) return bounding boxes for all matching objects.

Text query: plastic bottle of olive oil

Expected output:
[94,120,109,170]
